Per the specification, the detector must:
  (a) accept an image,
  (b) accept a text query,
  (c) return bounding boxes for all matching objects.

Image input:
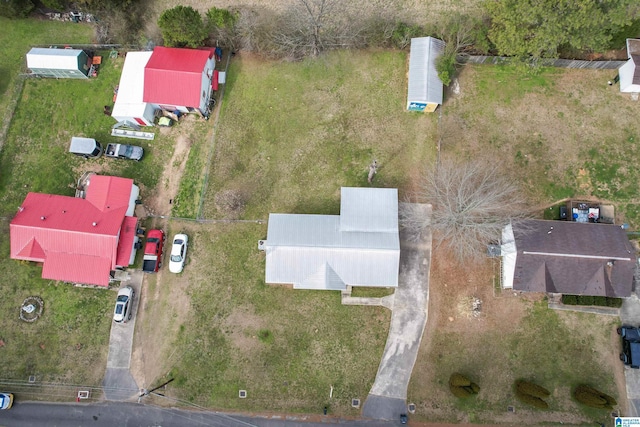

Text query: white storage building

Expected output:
[111,51,156,127]
[26,48,91,79]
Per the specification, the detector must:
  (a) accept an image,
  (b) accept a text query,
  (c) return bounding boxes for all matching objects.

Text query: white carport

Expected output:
[111,51,156,126]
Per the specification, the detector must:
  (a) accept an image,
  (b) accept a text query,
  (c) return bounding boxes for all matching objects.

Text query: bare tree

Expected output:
[401,157,530,261]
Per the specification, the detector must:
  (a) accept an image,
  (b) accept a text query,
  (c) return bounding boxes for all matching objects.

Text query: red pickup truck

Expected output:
[142,229,165,273]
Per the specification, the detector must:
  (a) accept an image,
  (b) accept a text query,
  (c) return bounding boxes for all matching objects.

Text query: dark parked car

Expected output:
[618,326,640,368]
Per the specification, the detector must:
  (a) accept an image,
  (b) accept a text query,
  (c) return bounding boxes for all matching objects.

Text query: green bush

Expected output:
[573,384,616,409]
[593,296,607,306]
[515,380,550,398]
[607,297,623,308]
[449,373,479,398]
[0,0,34,18]
[435,51,456,86]
[449,373,471,387]
[515,389,549,409]
[578,295,594,306]
[450,384,472,398]
[391,22,423,49]
[562,295,578,305]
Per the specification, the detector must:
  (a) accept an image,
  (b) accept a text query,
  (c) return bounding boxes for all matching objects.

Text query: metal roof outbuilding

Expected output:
[407,37,445,113]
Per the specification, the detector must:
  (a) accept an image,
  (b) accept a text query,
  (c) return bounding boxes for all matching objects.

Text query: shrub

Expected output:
[449,373,479,398]
[435,51,456,86]
[562,295,578,305]
[515,380,550,399]
[449,373,471,387]
[158,6,207,48]
[391,22,423,49]
[515,389,549,409]
[450,384,472,398]
[578,295,594,306]
[573,384,616,409]
[607,297,623,308]
[593,296,607,306]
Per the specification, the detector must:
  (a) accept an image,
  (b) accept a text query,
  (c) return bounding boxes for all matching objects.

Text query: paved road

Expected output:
[0,402,399,427]
[102,270,144,401]
[619,292,640,416]
[363,204,432,421]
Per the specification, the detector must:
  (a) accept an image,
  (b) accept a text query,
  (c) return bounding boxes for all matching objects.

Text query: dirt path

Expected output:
[143,131,192,217]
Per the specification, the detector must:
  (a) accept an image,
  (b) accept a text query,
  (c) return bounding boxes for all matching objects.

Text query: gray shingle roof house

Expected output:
[620,39,640,93]
[501,219,636,297]
[260,187,400,290]
[407,37,445,113]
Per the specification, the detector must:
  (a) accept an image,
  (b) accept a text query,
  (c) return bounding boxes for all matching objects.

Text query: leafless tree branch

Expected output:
[401,157,531,261]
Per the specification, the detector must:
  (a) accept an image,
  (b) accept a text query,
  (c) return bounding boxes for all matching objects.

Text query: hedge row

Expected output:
[561,295,623,307]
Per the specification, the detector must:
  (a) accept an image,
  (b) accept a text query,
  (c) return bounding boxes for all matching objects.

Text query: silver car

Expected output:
[113,286,134,323]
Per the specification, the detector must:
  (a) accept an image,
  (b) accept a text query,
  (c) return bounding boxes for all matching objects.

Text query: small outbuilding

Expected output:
[406,37,445,113]
[620,39,640,93]
[26,47,91,79]
[111,51,156,126]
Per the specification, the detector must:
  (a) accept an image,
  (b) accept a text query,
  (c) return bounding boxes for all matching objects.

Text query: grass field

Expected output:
[440,64,640,226]
[0,19,93,146]
[134,221,390,414]
[408,249,620,425]
[202,50,435,219]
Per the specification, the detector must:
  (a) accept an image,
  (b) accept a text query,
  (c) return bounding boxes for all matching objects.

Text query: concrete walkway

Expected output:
[362,204,432,421]
[102,270,143,401]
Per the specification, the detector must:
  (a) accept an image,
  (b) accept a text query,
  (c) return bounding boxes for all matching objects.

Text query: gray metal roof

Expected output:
[264,188,400,290]
[407,37,445,106]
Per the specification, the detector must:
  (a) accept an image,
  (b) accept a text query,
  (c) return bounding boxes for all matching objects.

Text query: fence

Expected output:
[461,55,627,70]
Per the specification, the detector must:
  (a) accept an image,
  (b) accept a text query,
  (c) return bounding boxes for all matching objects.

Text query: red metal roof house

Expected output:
[143,47,215,116]
[10,175,140,287]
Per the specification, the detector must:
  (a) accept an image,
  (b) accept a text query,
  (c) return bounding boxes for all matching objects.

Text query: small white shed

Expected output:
[620,39,640,93]
[111,52,156,127]
[407,37,445,113]
[26,48,91,79]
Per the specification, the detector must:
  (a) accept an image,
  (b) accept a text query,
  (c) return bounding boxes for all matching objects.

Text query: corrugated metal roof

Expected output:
[115,216,138,267]
[10,175,137,286]
[112,51,154,122]
[26,48,82,70]
[143,47,213,108]
[42,252,113,287]
[407,37,445,106]
[340,187,398,232]
[264,187,400,290]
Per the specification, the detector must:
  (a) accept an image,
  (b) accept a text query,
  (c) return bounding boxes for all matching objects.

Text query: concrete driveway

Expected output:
[102,270,143,401]
[619,293,640,416]
[362,204,432,421]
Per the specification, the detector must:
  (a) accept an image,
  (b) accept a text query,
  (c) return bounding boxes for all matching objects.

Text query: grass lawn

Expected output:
[409,250,620,425]
[134,221,390,414]
[440,64,640,226]
[0,18,93,145]
[0,219,113,386]
[201,50,436,219]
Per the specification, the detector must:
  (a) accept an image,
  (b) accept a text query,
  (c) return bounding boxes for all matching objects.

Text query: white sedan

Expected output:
[169,233,188,273]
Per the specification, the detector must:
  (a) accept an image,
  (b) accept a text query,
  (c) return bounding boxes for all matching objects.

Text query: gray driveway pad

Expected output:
[363,204,432,420]
[102,270,143,401]
[620,293,640,416]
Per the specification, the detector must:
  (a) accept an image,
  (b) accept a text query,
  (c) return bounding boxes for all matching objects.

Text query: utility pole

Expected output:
[138,378,174,401]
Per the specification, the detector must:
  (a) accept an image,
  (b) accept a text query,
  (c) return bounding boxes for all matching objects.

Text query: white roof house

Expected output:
[620,39,640,93]
[261,187,400,290]
[111,52,156,127]
[407,37,445,113]
[26,48,91,79]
